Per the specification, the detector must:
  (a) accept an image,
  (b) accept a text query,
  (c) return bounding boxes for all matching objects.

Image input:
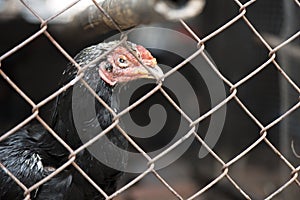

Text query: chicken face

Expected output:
[98,44,164,86]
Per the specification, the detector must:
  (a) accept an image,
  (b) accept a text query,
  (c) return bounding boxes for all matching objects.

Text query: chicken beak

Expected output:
[136,58,164,81]
[144,65,164,81]
[132,64,164,82]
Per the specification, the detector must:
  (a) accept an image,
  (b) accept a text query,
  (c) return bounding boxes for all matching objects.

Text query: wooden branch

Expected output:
[72,0,205,35]
[0,0,205,37]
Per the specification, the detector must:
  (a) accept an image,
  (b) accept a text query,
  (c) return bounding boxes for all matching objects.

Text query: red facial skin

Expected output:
[98,45,159,86]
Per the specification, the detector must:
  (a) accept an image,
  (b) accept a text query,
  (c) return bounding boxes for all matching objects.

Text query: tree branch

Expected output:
[0,0,205,36]
[73,0,205,35]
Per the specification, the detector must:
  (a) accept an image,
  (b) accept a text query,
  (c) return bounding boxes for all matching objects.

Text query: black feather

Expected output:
[0,41,133,199]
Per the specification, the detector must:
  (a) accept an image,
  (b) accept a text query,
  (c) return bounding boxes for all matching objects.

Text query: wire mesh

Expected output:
[0,0,299,199]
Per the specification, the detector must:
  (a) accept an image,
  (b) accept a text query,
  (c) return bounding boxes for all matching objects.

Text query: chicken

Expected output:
[0,41,163,199]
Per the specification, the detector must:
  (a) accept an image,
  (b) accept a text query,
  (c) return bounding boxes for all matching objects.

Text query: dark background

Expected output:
[1,0,300,199]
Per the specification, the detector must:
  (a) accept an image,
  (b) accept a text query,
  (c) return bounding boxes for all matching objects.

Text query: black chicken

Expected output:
[0,41,163,199]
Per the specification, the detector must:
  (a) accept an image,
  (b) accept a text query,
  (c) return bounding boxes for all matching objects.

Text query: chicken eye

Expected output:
[105,63,113,72]
[118,58,126,63]
[117,57,129,68]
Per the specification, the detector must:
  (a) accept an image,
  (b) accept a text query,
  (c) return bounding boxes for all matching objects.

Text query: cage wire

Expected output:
[0,0,300,199]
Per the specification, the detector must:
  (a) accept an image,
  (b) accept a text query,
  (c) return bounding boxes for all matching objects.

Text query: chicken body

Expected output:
[0,41,163,199]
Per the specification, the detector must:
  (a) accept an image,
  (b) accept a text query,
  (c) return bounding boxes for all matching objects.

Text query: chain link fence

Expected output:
[0,0,300,199]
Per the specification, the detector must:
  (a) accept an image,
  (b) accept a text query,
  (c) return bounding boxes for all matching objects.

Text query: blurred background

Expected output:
[0,0,300,199]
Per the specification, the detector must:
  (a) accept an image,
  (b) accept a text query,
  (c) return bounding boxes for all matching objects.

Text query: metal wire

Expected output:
[0,0,299,199]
